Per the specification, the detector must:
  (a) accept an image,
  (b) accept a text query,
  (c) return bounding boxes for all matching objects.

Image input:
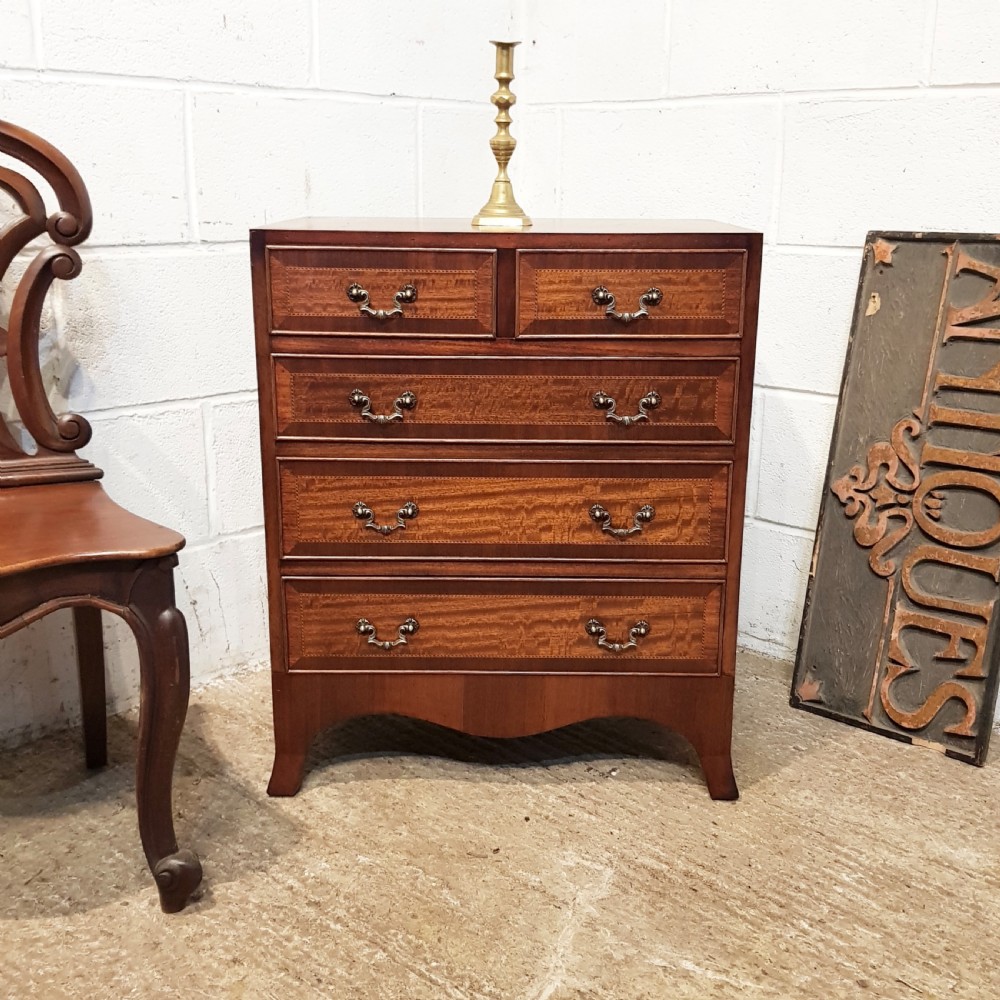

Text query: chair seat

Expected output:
[0,481,184,578]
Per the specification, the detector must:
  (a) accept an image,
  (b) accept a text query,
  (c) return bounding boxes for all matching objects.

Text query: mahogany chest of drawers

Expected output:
[250,219,761,799]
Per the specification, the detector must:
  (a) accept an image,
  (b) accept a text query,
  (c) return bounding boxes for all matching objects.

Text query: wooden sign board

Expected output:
[792,232,1000,764]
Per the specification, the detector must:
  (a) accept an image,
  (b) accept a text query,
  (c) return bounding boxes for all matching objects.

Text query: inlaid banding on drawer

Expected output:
[279,459,730,561]
[284,578,723,674]
[517,250,745,338]
[268,248,496,336]
[273,356,738,443]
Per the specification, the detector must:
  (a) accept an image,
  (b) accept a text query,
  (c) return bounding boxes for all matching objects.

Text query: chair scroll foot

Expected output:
[128,557,202,910]
[153,849,203,913]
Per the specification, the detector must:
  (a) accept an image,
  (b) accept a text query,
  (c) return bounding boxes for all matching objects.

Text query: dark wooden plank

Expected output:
[793,232,1000,764]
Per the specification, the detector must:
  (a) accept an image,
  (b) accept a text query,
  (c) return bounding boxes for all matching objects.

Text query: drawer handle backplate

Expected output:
[346,281,417,320]
[589,503,655,539]
[352,500,419,535]
[591,285,662,324]
[356,617,420,649]
[585,618,650,654]
[592,389,660,427]
[348,388,417,424]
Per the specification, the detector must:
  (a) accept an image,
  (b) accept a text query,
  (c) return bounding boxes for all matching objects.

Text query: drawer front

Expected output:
[268,248,496,337]
[283,577,723,674]
[517,250,745,339]
[279,459,730,561]
[272,356,739,444]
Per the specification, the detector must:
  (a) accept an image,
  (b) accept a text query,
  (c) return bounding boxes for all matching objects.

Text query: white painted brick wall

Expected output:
[0,2,33,69]
[559,102,780,230]
[40,0,314,87]
[931,1,1000,84]
[669,1,926,94]
[779,94,1000,246]
[1,1,997,742]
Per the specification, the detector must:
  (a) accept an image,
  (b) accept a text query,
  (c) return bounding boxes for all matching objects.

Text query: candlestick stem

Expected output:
[472,40,532,229]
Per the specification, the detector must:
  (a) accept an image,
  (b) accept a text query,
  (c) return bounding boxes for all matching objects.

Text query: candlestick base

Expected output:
[471,213,533,229]
[472,180,533,229]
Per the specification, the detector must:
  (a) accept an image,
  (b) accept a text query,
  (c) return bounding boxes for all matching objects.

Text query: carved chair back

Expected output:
[0,119,101,488]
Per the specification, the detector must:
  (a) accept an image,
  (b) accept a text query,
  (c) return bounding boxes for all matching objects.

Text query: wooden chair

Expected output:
[0,120,202,912]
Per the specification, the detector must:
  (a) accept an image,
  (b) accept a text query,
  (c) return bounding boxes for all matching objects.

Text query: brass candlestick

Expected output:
[471,40,532,229]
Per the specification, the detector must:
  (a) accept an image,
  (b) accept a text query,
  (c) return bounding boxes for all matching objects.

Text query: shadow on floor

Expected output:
[0,702,302,918]
[307,713,703,786]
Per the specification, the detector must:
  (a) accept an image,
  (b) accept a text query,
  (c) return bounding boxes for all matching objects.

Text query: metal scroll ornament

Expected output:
[592,389,661,427]
[589,503,655,539]
[471,41,532,229]
[585,618,650,653]
[346,282,417,321]
[352,500,419,535]
[356,617,419,649]
[592,285,663,324]
[348,388,417,424]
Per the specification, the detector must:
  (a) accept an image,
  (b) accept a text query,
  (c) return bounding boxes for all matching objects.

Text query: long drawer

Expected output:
[283,577,723,675]
[279,458,730,562]
[272,355,739,444]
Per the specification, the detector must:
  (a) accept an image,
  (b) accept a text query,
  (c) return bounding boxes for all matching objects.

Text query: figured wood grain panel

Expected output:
[272,356,738,443]
[517,250,744,338]
[279,461,730,559]
[283,580,722,672]
[269,248,495,336]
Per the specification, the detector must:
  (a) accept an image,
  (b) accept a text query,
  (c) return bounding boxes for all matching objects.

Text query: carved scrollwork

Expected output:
[7,245,92,452]
[0,167,46,288]
[0,119,99,483]
[0,121,92,246]
[831,415,944,577]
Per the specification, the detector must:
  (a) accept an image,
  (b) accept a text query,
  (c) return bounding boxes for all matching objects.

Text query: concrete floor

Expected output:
[0,652,997,999]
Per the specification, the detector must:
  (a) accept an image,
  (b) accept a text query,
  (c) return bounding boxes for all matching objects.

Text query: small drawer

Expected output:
[517,249,745,339]
[268,247,496,337]
[279,458,730,562]
[283,577,723,674]
[272,356,739,444]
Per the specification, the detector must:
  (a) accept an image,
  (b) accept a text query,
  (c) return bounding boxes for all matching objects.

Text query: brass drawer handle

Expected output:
[352,500,419,535]
[356,617,419,649]
[348,388,417,424]
[589,503,655,539]
[591,285,662,324]
[585,618,650,654]
[592,389,660,426]
[346,281,417,320]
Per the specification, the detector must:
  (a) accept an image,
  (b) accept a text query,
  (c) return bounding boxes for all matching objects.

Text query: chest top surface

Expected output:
[252,219,762,254]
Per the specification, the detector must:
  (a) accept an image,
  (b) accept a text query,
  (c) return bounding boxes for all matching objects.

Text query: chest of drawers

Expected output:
[251,219,761,800]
